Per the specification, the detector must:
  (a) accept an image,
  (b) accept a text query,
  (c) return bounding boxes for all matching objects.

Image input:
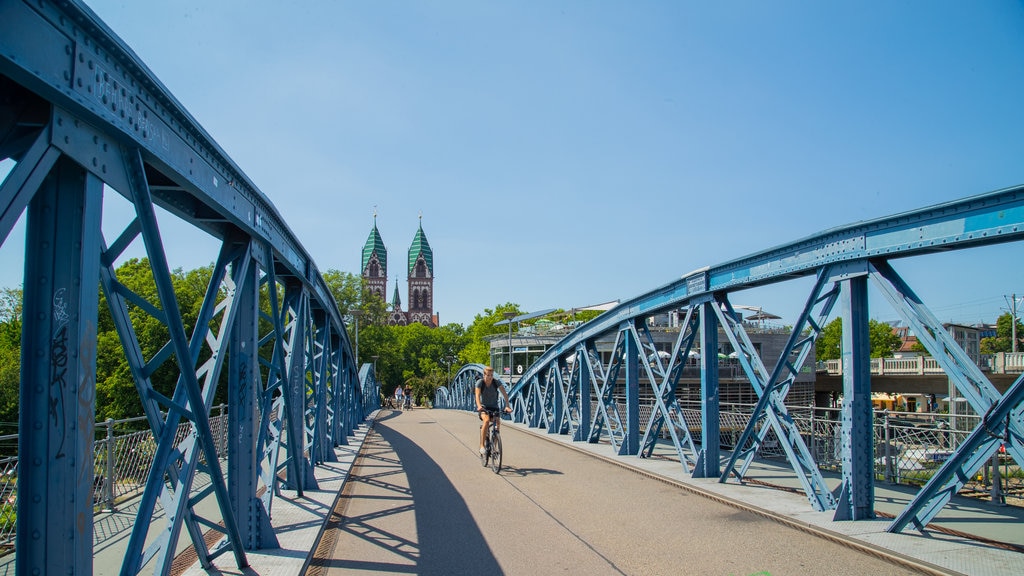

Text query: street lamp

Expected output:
[350,309,363,369]
[503,311,516,383]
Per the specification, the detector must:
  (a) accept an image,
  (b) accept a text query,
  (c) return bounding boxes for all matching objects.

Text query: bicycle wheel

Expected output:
[489,429,502,473]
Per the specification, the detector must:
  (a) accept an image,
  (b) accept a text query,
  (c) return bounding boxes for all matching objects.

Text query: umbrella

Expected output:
[687,350,701,359]
[746,310,781,321]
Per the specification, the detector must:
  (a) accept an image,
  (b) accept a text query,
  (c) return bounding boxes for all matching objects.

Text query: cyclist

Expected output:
[475,366,511,454]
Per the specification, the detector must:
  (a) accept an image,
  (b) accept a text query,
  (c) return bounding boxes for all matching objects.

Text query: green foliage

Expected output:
[815,317,903,361]
[322,269,362,317]
[358,321,468,400]
[0,260,517,425]
[461,303,523,364]
[980,312,1024,354]
[93,258,215,420]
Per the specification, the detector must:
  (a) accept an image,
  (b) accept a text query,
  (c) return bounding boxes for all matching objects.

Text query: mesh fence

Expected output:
[0,405,229,550]
[588,400,1021,503]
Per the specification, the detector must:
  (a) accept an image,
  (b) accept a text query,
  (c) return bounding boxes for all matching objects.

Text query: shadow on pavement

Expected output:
[374,420,503,575]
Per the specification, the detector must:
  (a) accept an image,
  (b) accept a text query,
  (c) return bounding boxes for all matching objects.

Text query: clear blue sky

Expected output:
[2,1,1024,328]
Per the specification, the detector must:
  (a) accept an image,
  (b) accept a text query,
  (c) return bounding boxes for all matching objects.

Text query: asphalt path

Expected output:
[308,409,922,576]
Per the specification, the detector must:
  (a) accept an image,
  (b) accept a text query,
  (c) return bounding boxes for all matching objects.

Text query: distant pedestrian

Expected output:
[394,386,405,411]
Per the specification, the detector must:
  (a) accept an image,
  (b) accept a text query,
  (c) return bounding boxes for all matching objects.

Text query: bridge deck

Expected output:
[74,409,1021,576]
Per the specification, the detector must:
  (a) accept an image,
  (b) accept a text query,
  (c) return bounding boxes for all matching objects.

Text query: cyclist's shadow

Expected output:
[493,466,563,478]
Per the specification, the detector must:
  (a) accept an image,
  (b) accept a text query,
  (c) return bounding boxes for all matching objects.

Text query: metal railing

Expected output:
[599,402,1020,503]
[817,352,1024,375]
[0,405,229,550]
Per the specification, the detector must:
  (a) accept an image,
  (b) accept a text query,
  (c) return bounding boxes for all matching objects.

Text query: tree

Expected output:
[322,269,362,317]
[815,318,903,361]
[94,258,215,420]
[461,303,523,364]
[980,312,1024,354]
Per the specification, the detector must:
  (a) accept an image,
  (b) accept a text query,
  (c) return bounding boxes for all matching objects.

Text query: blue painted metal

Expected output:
[227,241,279,550]
[889,373,1024,533]
[574,345,592,442]
[694,301,721,478]
[869,260,1024,531]
[834,275,875,521]
[639,308,700,469]
[17,157,102,575]
[1,2,369,573]
[714,296,837,511]
[621,325,640,455]
[720,269,840,487]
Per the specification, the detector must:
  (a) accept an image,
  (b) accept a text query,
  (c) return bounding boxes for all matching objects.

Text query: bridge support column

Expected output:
[284,287,318,492]
[620,324,640,455]
[574,346,592,442]
[695,301,721,478]
[17,158,102,575]
[228,247,278,549]
[835,276,875,520]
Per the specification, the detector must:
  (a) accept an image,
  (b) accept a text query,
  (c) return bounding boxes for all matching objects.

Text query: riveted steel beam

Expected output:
[17,155,102,576]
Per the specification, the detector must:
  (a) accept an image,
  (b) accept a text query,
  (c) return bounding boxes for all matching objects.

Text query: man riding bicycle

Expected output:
[475,366,512,454]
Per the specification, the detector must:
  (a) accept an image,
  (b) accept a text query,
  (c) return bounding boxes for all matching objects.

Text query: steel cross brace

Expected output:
[254,261,295,516]
[588,329,627,450]
[713,295,837,511]
[311,317,338,464]
[892,373,1024,532]
[298,297,323,475]
[869,260,1024,531]
[109,149,247,575]
[0,124,60,246]
[639,307,700,470]
[577,343,608,442]
[279,284,318,492]
[541,363,561,433]
[720,269,840,485]
[552,356,574,436]
[572,344,593,442]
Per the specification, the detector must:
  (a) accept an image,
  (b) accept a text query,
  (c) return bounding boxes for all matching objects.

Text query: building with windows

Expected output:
[361,215,437,327]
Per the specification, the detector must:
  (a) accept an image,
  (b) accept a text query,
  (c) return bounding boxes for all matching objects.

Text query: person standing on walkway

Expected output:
[475,366,511,454]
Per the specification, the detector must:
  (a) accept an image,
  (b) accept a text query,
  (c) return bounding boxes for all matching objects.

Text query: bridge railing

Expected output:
[817,352,1024,376]
[0,405,231,550]
[588,400,1020,499]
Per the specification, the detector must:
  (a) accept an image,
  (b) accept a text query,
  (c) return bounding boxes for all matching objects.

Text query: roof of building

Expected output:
[408,219,433,274]
[361,217,387,274]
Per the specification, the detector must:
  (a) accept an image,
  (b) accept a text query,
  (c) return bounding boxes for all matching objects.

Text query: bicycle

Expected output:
[479,407,503,473]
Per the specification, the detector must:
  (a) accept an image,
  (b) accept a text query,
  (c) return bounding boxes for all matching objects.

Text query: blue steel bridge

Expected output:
[1,1,1023,575]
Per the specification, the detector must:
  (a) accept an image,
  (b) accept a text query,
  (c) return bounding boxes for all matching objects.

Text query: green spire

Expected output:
[408,215,433,275]
[391,279,402,310]
[361,213,387,275]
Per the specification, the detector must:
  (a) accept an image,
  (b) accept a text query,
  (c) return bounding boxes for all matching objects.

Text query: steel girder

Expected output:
[717,269,842,511]
[869,260,1024,532]
[639,308,700,468]
[1,3,368,574]
[17,155,102,574]
[100,149,248,575]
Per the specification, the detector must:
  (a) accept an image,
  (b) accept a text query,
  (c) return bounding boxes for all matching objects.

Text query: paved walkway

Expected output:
[314,409,927,576]
[12,408,1011,575]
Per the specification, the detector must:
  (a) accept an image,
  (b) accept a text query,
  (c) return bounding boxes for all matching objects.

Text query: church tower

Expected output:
[406,216,435,326]
[361,214,388,302]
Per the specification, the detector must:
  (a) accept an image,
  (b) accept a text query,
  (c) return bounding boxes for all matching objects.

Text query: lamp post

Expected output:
[350,309,363,369]
[503,311,515,383]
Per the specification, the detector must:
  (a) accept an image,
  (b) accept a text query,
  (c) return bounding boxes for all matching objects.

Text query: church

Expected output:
[361,215,438,327]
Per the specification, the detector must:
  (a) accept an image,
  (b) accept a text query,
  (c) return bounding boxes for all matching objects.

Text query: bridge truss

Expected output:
[444,191,1024,528]
[0,1,377,575]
